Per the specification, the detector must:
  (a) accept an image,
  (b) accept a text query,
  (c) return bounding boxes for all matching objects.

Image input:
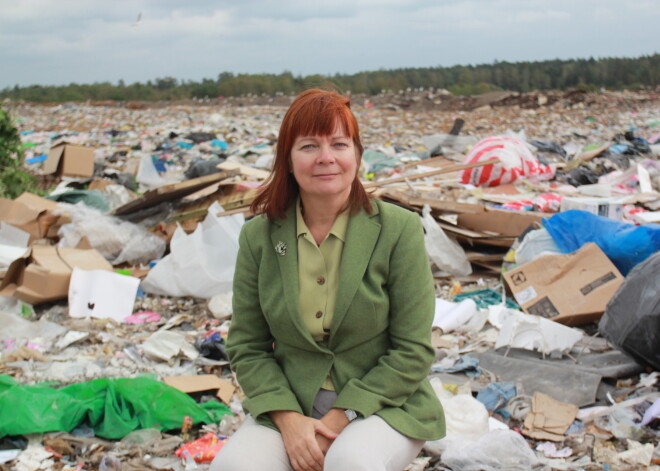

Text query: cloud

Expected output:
[0,0,657,88]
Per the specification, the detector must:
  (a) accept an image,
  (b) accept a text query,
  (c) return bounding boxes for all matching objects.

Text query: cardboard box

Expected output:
[163,375,236,405]
[0,192,62,242]
[44,142,94,178]
[0,245,112,304]
[560,196,625,221]
[503,243,624,326]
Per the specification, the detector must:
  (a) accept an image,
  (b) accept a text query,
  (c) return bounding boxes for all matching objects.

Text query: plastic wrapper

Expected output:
[460,135,555,187]
[57,203,166,266]
[543,209,660,275]
[531,192,564,212]
[421,205,471,277]
[0,375,231,439]
[175,432,228,463]
[599,251,660,370]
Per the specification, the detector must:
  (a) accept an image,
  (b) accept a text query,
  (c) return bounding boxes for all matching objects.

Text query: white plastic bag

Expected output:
[141,202,243,298]
[440,429,539,471]
[425,377,490,456]
[421,205,471,277]
[136,152,168,191]
[460,135,555,187]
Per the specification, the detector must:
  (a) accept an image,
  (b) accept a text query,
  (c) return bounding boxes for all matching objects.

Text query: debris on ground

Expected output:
[1,88,659,470]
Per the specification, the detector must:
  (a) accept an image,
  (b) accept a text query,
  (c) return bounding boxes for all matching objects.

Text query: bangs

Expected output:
[293,98,357,139]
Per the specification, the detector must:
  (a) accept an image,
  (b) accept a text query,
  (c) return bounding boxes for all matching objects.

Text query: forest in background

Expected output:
[2,54,658,103]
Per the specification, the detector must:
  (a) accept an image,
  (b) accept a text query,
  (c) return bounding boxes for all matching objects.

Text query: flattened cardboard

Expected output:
[438,221,515,248]
[0,246,112,305]
[45,142,95,178]
[163,374,235,404]
[503,243,623,326]
[458,208,547,237]
[522,392,579,441]
[0,192,61,242]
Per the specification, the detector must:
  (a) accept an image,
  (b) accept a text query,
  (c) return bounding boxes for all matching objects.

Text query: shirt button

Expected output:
[315,311,323,318]
[317,276,326,285]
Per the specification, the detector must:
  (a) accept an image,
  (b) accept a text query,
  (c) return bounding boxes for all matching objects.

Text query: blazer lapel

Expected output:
[270,205,317,344]
[332,203,381,332]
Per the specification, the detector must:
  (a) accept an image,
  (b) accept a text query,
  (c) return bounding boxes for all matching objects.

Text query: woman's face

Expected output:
[290,123,358,204]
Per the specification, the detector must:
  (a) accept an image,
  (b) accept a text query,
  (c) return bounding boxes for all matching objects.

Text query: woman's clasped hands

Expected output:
[270,409,349,471]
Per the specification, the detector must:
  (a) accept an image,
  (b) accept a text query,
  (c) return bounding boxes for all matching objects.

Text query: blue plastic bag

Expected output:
[543,210,660,275]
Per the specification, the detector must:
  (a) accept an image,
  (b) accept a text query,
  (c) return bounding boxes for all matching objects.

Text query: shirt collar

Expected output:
[296,198,349,242]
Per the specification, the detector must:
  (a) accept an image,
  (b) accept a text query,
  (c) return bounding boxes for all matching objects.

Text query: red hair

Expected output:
[251,88,372,219]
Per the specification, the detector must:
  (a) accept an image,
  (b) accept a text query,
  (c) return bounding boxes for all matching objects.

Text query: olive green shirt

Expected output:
[296,199,349,390]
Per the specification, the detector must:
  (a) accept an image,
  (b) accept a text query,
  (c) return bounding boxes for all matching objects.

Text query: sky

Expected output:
[1,0,658,89]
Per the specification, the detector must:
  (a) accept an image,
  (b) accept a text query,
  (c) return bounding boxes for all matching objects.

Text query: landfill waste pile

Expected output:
[0,88,659,470]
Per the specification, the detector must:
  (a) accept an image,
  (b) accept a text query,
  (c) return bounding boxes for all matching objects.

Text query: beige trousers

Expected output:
[209,414,425,471]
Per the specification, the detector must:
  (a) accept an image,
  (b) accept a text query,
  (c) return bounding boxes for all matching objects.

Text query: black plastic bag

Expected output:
[599,251,660,370]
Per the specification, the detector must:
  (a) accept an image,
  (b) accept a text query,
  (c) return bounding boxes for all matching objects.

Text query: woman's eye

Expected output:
[301,144,315,150]
[334,142,348,148]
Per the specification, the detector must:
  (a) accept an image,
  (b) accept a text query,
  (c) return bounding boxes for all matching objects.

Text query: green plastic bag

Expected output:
[0,375,231,439]
[46,189,110,212]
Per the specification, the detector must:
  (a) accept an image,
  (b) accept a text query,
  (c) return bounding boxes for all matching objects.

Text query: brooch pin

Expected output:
[275,241,287,256]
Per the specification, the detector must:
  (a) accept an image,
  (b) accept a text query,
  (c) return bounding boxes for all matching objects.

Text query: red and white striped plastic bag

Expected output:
[460,136,555,187]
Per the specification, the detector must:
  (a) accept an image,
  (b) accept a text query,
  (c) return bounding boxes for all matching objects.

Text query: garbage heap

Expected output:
[0,89,659,470]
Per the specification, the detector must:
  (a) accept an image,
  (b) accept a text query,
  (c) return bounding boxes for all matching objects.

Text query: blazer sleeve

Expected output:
[226,223,303,419]
[333,210,436,417]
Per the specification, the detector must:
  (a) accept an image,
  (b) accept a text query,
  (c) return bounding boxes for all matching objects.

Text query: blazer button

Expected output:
[317,276,326,285]
[315,310,323,318]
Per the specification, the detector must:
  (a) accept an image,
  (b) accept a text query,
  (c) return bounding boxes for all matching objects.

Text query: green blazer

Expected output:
[227,199,445,441]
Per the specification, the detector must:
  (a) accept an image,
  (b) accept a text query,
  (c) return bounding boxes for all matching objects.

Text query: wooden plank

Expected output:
[363,158,500,189]
[216,207,254,218]
[398,156,455,169]
[465,251,505,263]
[113,171,234,216]
[381,189,484,214]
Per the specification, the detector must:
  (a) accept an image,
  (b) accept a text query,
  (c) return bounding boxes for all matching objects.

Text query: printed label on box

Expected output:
[527,296,560,318]
[580,272,617,295]
[514,285,537,305]
[510,271,527,286]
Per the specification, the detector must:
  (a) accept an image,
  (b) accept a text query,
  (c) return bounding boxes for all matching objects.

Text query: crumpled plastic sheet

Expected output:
[543,209,660,275]
[0,374,230,439]
[431,355,482,379]
[641,398,660,426]
[460,135,555,187]
[475,381,517,416]
[599,251,660,371]
[141,202,243,298]
[175,432,228,463]
[421,205,471,277]
[57,203,166,266]
[440,429,540,471]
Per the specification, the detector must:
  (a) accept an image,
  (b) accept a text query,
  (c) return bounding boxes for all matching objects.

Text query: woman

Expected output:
[211,89,444,471]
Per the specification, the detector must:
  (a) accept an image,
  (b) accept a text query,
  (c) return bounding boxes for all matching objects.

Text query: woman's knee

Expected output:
[211,444,288,471]
[208,416,291,471]
[324,448,373,471]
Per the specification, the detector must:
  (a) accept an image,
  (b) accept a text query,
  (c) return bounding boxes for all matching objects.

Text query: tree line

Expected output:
[2,54,658,103]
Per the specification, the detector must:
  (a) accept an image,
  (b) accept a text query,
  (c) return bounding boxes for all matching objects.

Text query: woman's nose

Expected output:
[317,144,335,163]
